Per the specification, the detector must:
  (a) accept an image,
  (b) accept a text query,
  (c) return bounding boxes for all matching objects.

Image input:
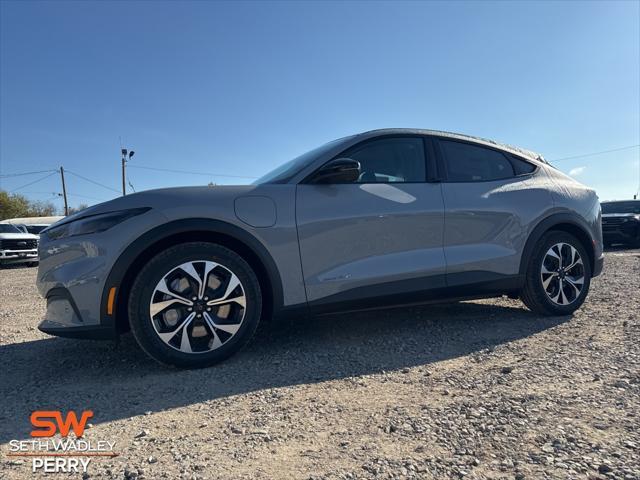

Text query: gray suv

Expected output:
[37,129,604,368]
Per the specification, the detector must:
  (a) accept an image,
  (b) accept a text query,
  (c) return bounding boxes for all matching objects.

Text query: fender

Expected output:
[519,212,596,275]
[99,218,284,333]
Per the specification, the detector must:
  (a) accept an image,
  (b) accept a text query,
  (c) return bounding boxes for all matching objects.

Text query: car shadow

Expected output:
[603,244,640,252]
[0,263,38,270]
[0,301,569,443]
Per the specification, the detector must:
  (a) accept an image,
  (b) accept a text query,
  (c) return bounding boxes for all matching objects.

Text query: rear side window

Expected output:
[440,140,515,182]
[509,154,536,175]
[346,137,426,183]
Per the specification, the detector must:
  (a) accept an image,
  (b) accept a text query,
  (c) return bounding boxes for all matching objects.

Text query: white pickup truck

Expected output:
[0,223,39,267]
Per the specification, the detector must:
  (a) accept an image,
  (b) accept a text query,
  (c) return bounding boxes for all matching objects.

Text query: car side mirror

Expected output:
[311,158,361,184]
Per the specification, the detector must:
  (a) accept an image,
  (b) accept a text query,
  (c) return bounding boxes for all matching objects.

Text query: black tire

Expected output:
[520,231,592,316]
[128,242,262,368]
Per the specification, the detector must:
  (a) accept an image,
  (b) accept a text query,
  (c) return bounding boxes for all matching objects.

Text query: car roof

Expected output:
[356,128,546,163]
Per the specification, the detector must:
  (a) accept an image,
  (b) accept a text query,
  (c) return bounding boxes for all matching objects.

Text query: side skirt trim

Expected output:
[292,273,524,316]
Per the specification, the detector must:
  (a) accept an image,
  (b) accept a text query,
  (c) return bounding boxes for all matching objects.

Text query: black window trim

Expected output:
[301,134,440,185]
[432,136,539,183]
[506,152,539,177]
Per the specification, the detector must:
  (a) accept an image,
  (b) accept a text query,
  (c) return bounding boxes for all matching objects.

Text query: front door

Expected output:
[295,136,446,309]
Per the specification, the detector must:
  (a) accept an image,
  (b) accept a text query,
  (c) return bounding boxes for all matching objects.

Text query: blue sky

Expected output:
[1,0,638,210]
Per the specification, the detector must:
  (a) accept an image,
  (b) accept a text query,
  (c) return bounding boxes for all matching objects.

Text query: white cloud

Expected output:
[569,166,586,177]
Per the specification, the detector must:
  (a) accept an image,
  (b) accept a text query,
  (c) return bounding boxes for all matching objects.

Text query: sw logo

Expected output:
[7,410,117,474]
[30,410,94,437]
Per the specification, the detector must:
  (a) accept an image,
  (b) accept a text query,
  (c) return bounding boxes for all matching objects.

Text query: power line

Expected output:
[65,170,121,194]
[15,190,105,202]
[128,164,257,179]
[550,144,640,162]
[19,191,58,196]
[0,169,57,178]
[67,192,108,201]
[127,172,136,193]
[9,172,58,193]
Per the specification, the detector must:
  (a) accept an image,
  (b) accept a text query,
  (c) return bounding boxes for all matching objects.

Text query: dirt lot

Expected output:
[1,248,639,480]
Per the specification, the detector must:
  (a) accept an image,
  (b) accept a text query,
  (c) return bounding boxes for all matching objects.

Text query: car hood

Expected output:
[0,232,39,240]
[51,185,267,226]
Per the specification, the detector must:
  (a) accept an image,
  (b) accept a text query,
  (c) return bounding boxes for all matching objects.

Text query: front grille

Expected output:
[0,239,38,250]
[602,218,629,228]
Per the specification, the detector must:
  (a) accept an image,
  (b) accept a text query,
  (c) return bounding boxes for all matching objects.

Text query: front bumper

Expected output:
[37,287,116,339]
[36,208,167,340]
[39,320,116,339]
[0,249,38,264]
[603,229,640,244]
[602,219,640,245]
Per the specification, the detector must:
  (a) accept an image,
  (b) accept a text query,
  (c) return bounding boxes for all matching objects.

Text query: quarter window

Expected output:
[509,154,536,175]
[345,137,426,183]
[440,140,515,182]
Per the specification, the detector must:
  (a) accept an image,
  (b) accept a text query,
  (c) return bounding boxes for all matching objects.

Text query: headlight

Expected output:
[44,208,150,240]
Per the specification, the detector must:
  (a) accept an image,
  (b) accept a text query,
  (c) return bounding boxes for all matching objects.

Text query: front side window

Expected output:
[345,137,426,183]
[440,140,515,182]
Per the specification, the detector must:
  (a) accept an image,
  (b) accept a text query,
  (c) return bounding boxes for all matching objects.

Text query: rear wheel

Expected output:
[521,231,591,316]
[128,242,261,368]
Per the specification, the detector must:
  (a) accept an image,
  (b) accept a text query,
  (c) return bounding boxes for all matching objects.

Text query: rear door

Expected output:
[295,136,446,308]
[435,138,546,285]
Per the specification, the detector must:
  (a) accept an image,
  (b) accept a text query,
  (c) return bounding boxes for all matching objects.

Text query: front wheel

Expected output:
[520,231,592,316]
[128,242,262,368]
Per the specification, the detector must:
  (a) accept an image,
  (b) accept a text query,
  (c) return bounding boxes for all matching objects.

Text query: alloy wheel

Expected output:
[540,242,585,306]
[149,260,246,354]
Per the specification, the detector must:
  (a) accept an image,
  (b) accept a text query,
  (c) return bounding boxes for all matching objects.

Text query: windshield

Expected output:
[26,225,47,234]
[602,201,640,214]
[253,137,352,184]
[0,224,22,233]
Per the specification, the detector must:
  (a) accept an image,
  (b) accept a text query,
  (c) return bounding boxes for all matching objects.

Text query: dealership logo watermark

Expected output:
[7,410,117,474]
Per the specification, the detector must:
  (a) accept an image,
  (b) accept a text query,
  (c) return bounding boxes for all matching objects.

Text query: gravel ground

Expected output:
[1,248,639,480]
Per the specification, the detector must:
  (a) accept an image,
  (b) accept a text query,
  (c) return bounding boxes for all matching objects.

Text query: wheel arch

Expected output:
[100,218,283,335]
[519,213,596,276]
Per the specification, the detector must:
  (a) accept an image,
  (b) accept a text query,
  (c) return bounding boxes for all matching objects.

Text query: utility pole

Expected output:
[121,148,127,196]
[121,148,135,196]
[636,153,640,199]
[59,166,69,216]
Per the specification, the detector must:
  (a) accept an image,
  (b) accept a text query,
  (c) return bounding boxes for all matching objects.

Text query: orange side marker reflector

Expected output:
[107,287,117,315]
